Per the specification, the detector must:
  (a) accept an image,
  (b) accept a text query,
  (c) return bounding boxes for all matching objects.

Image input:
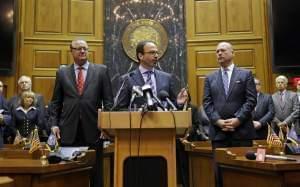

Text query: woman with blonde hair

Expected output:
[11,91,45,140]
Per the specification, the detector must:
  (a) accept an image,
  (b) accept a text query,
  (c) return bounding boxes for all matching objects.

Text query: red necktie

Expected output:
[77,67,84,95]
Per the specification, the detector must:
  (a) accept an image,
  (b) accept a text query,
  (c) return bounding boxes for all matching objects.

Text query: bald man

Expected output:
[203,41,257,148]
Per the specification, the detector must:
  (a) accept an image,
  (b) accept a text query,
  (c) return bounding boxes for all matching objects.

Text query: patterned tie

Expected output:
[223,69,229,95]
[77,67,85,95]
[144,71,156,95]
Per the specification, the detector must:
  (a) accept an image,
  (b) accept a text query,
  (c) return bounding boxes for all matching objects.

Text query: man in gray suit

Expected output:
[272,75,299,134]
[252,78,274,139]
[203,41,257,148]
[50,39,113,187]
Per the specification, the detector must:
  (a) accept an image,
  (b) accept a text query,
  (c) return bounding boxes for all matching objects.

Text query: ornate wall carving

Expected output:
[104,0,186,94]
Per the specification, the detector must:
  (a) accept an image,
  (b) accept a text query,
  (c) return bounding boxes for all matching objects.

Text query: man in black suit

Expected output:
[252,78,274,139]
[50,39,113,187]
[116,40,178,110]
[203,41,257,148]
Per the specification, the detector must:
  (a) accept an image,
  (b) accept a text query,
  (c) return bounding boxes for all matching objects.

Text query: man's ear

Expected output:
[138,53,143,60]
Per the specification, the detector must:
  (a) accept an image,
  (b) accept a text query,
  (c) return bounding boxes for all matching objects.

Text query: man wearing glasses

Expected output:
[50,39,113,187]
[116,40,182,110]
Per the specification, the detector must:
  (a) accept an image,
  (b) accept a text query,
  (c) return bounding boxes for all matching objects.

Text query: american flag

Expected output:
[267,125,282,147]
[13,130,23,145]
[29,128,40,154]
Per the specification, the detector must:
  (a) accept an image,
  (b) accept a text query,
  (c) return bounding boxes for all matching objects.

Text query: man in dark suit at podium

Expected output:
[252,78,274,139]
[203,41,257,148]
[50,39,113,187]
[116,40,178,110]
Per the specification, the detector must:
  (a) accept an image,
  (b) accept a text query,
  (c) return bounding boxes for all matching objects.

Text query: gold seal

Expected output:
[122,19,168,62]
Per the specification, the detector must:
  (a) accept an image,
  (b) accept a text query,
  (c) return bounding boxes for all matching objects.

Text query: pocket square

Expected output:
[235,80,241,83]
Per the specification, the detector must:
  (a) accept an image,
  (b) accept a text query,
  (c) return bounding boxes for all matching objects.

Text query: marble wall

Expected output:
[104,0,186,94]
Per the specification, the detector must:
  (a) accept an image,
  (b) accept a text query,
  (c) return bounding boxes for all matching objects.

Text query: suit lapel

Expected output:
[68,64,77,92]
[131,69,145,86]
[217,69,226,98]
[84,63,94,92]
[227,67,240,98]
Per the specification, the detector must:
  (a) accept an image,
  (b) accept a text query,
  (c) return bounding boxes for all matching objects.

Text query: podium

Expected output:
[98,110,191,187]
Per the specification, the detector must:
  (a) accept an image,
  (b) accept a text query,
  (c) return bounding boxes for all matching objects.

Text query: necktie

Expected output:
[77,67,85,95]
[279,92,284,108]
[144,71,156,95]
[223,69,229,95]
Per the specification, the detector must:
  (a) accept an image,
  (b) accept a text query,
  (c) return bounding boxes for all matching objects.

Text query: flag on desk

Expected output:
[267,125,282,147]
[13,130,23,145]
[29,128,40,154]
[287,124,300,145]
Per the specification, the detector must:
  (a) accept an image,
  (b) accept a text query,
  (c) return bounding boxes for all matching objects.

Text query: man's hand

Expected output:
[0,114,4,125]
[51,126,61,139]
[217,118,240,131]
[253,121,262,129]
[176,88,188,105]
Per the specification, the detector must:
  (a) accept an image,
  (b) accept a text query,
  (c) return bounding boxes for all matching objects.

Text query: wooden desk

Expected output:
[0,147,94,187]
[215,147,300,187]
[185,141,215,187]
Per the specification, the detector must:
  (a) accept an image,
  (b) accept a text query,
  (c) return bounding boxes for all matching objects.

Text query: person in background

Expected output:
[50,39,113,187]
[0,81,11,148]
[11,91,44,140]
[252,78,274,139]
[272,75,299,134]
[5,75,46,143]
[296,79,300,102]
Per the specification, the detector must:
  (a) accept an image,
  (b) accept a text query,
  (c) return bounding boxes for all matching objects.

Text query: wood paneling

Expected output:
[35,50,61,68]
[195,0,220,34]
[225,0,253,33]
[32,76,56,104]
[35,0,63,33]
[69,0,94,34]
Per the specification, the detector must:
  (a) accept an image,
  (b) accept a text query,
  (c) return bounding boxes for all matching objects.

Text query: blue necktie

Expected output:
[223,69,229,95]
[144,71,156,95]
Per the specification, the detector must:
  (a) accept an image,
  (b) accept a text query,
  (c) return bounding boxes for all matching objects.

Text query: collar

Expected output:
[16,106,37,113]
[139,65,154,75]
[221,63,234,72]
[74,61,89,71]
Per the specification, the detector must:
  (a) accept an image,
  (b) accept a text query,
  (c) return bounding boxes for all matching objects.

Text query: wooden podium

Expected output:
[98,110,191,187]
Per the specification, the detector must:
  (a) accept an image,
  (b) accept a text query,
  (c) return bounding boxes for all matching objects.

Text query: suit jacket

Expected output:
[50,63,113,145]
[117,68,176,109]
[0,95,11,147]
[272,90,299,126]
[203,67,257,141]
[252,93,274,139]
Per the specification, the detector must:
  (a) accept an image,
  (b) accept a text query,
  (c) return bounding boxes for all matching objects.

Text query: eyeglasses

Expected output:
[144,51,160,56]
[71,47,88,51]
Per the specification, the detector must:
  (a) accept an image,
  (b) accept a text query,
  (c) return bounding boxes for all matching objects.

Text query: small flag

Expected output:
[13,130,23,145]
[267,125,282,147]
[29,128,40,154]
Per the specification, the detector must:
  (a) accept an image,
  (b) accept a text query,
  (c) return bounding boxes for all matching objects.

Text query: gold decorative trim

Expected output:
[122,19,168,62]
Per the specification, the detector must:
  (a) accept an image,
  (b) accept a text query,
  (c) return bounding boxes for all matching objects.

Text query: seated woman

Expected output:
[11,91,45,141]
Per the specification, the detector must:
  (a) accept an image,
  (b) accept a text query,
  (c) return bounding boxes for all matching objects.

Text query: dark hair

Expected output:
[136,40,156,61]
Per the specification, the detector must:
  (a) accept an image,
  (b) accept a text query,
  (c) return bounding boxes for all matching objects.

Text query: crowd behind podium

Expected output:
[1,40,300,187]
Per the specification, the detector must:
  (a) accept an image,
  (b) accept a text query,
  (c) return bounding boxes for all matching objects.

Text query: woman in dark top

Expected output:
[12,91,44,140]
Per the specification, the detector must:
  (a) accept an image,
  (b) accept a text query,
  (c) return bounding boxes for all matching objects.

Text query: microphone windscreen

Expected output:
[245,151,256,160]
[48,155,62,164]
[158,90,169,100]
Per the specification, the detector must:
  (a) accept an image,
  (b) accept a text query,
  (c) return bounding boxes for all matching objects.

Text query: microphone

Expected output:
[142,84,155,110]
[111,77,127,111]
[130,85,143,105]
[245,151,297,161]
[158,90,177,111]
[152,94,167,111]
